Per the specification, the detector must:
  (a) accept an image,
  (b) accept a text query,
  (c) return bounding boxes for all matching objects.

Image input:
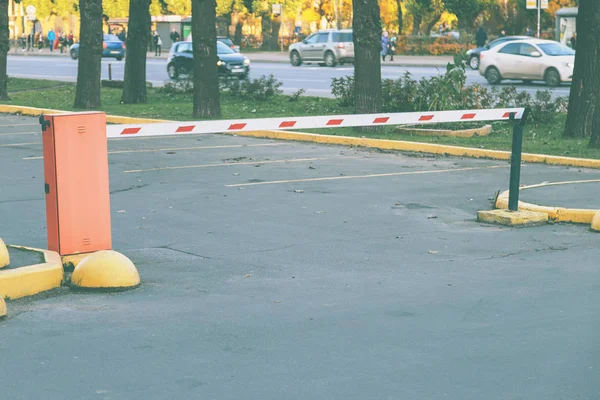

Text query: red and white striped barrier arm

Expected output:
[106,108,526,139]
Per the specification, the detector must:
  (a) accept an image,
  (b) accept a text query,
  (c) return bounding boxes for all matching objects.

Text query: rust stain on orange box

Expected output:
[42,113,112,255]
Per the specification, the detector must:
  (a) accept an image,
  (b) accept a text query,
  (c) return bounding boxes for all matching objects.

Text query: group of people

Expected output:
[381,31,398,62]
[150,29,181,57]
[19,30,74,53]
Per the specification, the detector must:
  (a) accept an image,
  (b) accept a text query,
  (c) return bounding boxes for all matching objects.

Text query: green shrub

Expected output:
[331,54,568,122]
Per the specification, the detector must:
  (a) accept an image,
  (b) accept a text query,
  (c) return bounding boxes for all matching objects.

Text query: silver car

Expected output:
[289,30,354,67]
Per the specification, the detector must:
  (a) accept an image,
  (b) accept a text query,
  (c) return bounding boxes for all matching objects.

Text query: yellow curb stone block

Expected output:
[591,211,600,232]
[396,124,492,138]
[0,247,63,300]
[0,238,9,268]
[71,250,140,290]
[477,209,548,227]
[62,253,92,270]
[0,296,6,318]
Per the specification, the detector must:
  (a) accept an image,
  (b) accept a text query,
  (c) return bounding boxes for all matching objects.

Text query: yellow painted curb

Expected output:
[0,246,63,300]
[0,238,9,269]
[1,103,598,169]
[226,129,600,170]
[71,250,140,290]
[477,209,548,226]
[0,104,171,125]
[494,180,600,226]
[62,253,93,271]
[591,211,600,232]
[396,124,492,138]
[0,296,6,318]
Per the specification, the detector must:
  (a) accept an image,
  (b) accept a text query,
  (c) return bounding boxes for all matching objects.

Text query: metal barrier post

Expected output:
[508,108,530,211]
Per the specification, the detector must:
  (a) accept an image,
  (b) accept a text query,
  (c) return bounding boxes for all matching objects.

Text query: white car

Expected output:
[479,39,575,86]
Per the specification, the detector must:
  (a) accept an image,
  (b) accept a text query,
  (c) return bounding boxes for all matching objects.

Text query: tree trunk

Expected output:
[234,20,243,46]
[191,0,221,118]
[271,15,281,51]
[412,14,422,36]
[425,13,442,37]
[260,12,272,50]
[74,0,103,109]
[564,0,600,138]
[396,0,403,34]
[0,0,9,100]
[121,0,151,104]
[353,0,382,117]
[590,97,600,148]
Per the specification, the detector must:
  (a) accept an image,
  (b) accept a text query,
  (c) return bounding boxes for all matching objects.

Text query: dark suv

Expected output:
[167,41,250,79]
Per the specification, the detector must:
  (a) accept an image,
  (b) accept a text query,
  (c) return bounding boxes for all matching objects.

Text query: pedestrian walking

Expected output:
[67,32,74,50]
[37,32,44,51]
[154,31,162,56]
[525,26,534,37]
[170,29,180,43]
[118,29,126,43]
[475,26,487,48]
[570,33,577,50]
[388,33,397,61]
[499,29,506,38]
[47,29,56,52]
[59,32,68,53]
[381,31,390,62]
[20,33,26,51]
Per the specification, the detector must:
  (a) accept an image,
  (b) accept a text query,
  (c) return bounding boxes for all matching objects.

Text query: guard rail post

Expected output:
[508,108,530,211]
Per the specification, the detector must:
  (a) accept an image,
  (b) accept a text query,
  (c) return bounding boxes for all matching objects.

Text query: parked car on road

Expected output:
[217,36,240,52]
[288,29,354,67]
[479,39,575,87]
[167,41,250,79]
[466,36,528,70]
[70,34,125,61]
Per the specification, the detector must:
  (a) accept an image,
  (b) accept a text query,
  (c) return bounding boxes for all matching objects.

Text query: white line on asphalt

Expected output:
[226,165,509,187]
[124,156,336,173]
[0,142,39,147]
[0,131,38,136]
[22,143,289,160]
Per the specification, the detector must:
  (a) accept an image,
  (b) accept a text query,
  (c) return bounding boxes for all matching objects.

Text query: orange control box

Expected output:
[41,112,112,255]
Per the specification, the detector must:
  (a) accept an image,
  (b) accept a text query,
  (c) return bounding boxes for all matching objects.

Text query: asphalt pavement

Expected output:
[7,53,572,98]
[1,114,599,399]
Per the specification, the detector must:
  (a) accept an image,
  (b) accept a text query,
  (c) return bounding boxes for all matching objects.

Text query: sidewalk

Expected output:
[9,48,453,67]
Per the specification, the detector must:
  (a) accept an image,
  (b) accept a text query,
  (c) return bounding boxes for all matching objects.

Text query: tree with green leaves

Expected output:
[443,0,486,32]
[191,0,221,118]
[121,0,152,104]
[353,0,382,117]
[74,0,103,109]
[563,0,600,148]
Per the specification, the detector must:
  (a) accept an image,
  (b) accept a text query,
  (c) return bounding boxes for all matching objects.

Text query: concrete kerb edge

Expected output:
[1,104,599,169]
[494,187,600,226]
[226,129,600,169]
[0,104,172,124]
[0,245,63,300]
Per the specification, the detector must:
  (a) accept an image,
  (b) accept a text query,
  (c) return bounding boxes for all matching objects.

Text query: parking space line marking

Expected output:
[110,143,287,155]
[226,165,509,187]
[0,123,39,127]
[0,142,40,147]
[22,143,288,160]
[124,157,335,173]
[0,131,39,136]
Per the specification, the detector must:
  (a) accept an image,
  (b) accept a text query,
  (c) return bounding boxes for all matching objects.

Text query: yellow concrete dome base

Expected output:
[71,250,140,290]
[591,211,600,232]
[0,238,9,268]
[0,296,6,318]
